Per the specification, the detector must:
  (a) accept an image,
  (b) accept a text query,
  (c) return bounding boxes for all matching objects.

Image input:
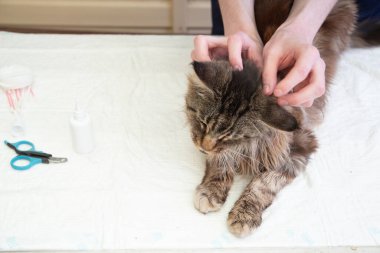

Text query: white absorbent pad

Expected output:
[0,32,379,251]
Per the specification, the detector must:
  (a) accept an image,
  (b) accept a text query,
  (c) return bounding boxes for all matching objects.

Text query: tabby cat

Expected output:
[185,0,357,237]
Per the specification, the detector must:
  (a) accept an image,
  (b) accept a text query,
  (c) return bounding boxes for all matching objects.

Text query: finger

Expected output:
[277,86,315,106]
[210,47,228,60]
[274,46,319,97]
[192,35,211,61]
[292,78,309,93]
[227,33,244,70]
[262,46,281,95]
[279,99,314,107]
[192,35,227,61]
[248,47,263,69]
[277,59,326,106]
[300,100,314,107]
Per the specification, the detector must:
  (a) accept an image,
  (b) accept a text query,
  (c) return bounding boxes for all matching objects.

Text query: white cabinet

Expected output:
[0,0,211,34]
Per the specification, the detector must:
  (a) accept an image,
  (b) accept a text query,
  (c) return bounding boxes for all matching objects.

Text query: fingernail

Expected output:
[233,65,242,71]
[278,99,288,106]
[264,85,271,95]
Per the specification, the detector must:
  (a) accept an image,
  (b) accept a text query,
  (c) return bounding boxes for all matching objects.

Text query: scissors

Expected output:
[4,140,68,171]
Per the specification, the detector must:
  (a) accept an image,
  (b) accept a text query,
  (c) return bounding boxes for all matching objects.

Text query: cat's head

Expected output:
[185,60,298,154]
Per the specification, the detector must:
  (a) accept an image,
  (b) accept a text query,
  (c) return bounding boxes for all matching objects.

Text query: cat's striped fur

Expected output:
[186,0,357,237]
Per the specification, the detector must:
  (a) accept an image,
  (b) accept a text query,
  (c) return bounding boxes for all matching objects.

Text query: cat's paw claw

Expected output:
[193,186,222,214]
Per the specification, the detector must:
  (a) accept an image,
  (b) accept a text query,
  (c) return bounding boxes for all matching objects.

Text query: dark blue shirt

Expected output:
[357,0,380,22]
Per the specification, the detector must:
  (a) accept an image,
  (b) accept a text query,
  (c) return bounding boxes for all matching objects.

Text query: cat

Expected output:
[185,0,358,237]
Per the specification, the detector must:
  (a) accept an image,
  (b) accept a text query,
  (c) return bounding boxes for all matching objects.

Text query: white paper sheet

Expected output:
[0,32,379,251]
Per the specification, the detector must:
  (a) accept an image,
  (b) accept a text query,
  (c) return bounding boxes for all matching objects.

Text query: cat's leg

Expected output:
[194,159,234,214]
[227,130,317,237]
[227,170,294,237]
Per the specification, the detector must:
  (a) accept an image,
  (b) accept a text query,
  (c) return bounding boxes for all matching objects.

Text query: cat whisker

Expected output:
[227,146,265,170]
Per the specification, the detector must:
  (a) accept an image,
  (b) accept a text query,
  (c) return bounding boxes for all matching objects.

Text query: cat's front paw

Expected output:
[193,185,224,214]
[227,204,262,237]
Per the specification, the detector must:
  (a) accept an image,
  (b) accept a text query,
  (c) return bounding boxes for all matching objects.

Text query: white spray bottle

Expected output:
[70,101,95,154]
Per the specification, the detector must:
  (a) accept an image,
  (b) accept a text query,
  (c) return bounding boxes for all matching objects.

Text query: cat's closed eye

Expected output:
[198,119,207,130]
[217,131,231,140]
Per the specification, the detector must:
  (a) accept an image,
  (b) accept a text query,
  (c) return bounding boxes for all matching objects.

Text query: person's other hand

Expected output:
[262,28,326,107]
[191,32,264,70]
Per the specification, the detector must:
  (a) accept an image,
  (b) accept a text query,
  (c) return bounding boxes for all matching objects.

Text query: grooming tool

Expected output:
[4,140,68,171]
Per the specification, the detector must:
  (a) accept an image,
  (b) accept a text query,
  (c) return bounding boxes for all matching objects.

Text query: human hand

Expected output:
[191,32,264,70]
[262,27,326,107]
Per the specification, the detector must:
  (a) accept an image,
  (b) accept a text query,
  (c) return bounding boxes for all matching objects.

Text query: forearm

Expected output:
[279,0,338,43]
[218,0,261,40]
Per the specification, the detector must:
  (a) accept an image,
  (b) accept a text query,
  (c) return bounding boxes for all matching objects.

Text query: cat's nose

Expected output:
[201,135,217,152]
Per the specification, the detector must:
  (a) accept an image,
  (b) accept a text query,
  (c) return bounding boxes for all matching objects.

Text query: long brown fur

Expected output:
[186,0,357,237]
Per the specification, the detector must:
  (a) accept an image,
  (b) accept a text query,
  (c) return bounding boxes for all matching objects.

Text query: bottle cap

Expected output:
[73,102,87,121]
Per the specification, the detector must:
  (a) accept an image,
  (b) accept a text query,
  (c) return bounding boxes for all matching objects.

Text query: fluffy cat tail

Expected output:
[351,21,380,47]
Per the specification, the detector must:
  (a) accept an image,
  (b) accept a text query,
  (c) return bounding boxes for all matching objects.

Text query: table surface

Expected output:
[0,32,379,251]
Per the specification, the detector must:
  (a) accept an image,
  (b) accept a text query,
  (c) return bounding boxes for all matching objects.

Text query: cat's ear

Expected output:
[192,61,231,91]
[259,101,299,132]
[192,61,209,82]
[232,60,261,97]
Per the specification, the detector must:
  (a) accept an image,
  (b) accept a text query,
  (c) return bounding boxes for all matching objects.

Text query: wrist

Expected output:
[225,25,262,44]
[278,0,338,44]
[277,20,315,44]
[219,0,262,44]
